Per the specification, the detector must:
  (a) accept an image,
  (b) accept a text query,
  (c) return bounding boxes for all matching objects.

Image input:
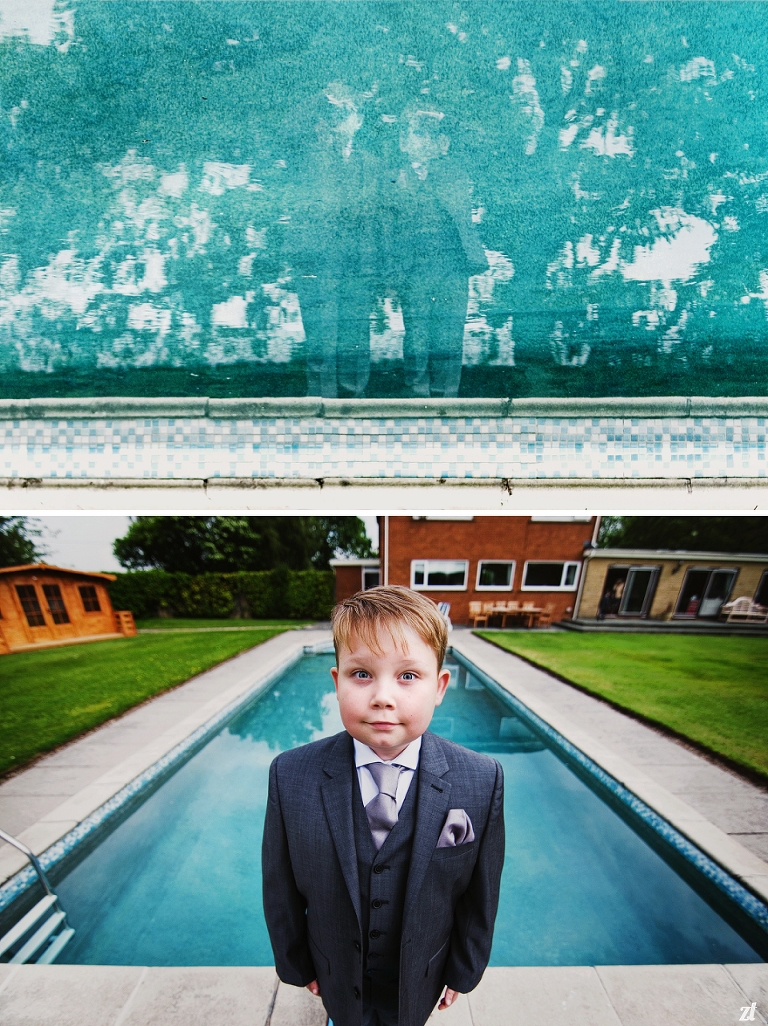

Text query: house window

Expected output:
[675,568,738,619]
[16,585,46,627]
[522,561,581,591]
[79,585,101,612]
[755,571,768,609]
[411,560,468,591]
[362,568,380,590]
[42,584,70,624]
[476,561,515,591]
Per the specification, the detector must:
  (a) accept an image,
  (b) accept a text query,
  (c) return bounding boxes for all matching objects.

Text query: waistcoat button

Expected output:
[370,929,381,939]
[373,865,385,874]
[371,899,383,909]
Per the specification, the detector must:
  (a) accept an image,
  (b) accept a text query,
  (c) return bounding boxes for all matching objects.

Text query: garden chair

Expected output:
[437,601,453,632]
[726,597,755,622]
[536,604,555,628]
[501,601,522,628]
[468,601,488,628]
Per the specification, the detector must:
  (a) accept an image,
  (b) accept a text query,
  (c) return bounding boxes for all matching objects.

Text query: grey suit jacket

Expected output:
[262,730,505,1026]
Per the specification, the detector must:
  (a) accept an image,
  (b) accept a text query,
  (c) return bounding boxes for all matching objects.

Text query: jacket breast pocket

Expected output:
[431,840,477,861]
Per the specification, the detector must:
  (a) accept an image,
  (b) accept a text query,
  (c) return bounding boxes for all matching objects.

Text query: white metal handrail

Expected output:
[0,827,74,964]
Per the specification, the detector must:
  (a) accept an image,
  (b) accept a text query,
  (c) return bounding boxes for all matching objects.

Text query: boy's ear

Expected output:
[330,665,340,694]
[434,667,451,706]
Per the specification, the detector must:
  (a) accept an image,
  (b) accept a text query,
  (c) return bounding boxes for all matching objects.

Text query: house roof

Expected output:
[0,563,117,581]
[586,549,768,563]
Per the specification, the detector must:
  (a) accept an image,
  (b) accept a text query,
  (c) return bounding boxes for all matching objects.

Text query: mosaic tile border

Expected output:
[449,647,768,937]
[1,400,766,482]
[0,645,308,915]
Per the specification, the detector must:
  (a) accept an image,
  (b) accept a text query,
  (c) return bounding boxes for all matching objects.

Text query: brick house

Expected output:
[333,516,599,625]
[0,564,136,655]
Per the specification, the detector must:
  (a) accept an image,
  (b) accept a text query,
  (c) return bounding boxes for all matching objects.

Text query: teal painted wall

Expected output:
[1,1,767,398]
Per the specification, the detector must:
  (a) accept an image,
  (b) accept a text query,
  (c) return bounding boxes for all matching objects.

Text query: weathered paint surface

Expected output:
[1,1,767,398]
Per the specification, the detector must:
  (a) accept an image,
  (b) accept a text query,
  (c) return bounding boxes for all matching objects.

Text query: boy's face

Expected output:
[331,625,450,760]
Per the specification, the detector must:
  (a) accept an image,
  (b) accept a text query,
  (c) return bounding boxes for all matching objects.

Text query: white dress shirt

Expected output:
[353,736,422,811]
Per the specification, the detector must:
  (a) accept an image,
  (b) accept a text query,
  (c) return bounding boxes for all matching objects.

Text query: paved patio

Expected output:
[0,627,766,1024]
[0,964,766,1026]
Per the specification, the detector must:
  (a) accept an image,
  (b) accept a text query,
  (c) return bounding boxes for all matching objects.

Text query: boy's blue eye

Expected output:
[353,670,370,679]
[401,672,416,681]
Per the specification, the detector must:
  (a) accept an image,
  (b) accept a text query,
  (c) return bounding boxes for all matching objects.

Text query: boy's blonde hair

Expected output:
[332,585,448,668]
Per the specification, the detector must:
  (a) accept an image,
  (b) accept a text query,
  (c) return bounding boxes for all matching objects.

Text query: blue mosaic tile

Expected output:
[0,414,766,480]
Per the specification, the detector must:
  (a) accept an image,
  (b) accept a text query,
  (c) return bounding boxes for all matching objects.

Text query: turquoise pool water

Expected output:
[2,2,768,399]
[56,653,762,966]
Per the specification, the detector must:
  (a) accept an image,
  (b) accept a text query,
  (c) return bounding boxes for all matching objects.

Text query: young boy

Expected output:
[262,586,505,1026]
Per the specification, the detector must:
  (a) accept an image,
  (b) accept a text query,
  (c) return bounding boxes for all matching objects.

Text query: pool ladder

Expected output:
[0,828,74,964]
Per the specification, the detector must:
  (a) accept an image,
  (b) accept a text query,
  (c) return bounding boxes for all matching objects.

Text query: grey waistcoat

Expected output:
[353,765,418,1002]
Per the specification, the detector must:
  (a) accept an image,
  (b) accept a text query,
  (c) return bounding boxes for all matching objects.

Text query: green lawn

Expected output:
[0,628,289,778]
[475,631,768,781]
[135,618,311,631]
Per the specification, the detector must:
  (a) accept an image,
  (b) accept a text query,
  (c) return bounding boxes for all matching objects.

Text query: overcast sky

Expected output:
[34,515,379,572]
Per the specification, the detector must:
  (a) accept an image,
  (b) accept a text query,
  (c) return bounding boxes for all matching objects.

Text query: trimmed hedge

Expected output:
[108,569,335,621]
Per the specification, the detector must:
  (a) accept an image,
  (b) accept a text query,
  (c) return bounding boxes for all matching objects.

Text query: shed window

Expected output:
[411,560,468,591]
[476,561,515,590]
[79,585,101,612]
[522,561,581,591]
[43,584,70,624]
[16,585,46,627]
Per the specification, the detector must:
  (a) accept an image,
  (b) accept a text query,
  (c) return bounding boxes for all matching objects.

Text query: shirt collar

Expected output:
[353,735,422,770]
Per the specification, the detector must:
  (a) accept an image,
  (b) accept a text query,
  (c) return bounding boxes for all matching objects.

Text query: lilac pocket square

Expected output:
[436,808,476,848]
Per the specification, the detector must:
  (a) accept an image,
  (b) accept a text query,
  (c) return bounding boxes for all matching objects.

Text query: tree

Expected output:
[598,517,768,555]
[113,516,374,573]
[304,517,374,570]
[0,517,42,567]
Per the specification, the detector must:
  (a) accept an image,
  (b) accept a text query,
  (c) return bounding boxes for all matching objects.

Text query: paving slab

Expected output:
[467,966,622,1026]
[596,964,761,1026]
[270,981,327,1026]
[452,632,768,888]
[121,966,277,1026]
[0,965,144,1026]
[725,963,768,1015]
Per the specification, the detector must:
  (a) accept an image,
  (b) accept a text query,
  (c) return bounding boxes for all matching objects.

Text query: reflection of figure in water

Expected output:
[283,81,380,397]
[283,88,486,397]
[379,108,487,397]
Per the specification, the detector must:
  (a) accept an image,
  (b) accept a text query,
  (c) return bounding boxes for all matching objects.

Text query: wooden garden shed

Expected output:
[0,564,135,655]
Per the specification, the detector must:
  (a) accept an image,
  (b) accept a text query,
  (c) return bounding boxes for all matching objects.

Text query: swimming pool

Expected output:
[27,652,768,965]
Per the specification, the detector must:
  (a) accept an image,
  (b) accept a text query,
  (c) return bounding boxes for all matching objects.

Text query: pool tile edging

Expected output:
[448,642,768,937]
[0,637,315,914]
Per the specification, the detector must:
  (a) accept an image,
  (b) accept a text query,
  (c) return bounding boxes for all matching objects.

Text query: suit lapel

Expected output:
[403,731,452,913]
[320,732,362,928]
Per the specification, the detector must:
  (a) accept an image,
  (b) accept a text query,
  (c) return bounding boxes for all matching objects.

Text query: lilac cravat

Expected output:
[365,762,404,850]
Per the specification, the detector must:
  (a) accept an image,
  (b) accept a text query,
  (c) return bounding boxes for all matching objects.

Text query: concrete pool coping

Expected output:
[0,964,767,1026]
[1,628,767,1023]
[449,633,768,908]
[1,627,767,907]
